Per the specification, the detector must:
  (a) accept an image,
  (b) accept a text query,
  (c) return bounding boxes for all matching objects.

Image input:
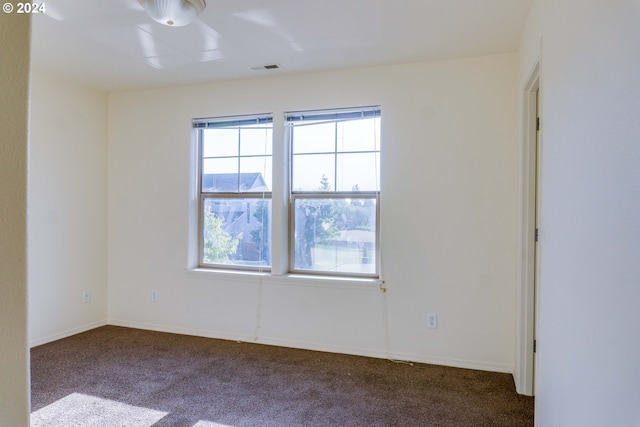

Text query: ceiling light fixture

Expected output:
[139,0,206,27]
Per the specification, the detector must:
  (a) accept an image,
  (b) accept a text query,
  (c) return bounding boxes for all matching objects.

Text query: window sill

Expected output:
[185,268,270,283]
[184,268,382,290]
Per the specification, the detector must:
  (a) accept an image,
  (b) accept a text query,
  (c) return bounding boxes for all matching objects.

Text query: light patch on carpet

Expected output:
[192,421,236,427]
[30,392,168,427]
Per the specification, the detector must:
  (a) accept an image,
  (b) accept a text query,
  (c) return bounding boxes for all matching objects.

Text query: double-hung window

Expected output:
[193,107,380,279]
[286,107,381,278]
[194,114,272,270]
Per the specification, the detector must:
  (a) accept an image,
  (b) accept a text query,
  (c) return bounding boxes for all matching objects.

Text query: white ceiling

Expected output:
[31,0,533,92]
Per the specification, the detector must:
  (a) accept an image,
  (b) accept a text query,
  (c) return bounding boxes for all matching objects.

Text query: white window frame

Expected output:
[194,114,273,272]
[286,106,381,279]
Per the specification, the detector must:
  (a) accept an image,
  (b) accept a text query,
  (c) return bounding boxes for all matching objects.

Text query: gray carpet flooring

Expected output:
[30,326,534,426]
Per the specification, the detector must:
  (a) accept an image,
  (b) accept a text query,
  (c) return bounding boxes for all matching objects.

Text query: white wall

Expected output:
[519,0,640,425]
[518,0,543,85]
[28,70,109,347]
[108,54,520,373]
[0,13,31,427]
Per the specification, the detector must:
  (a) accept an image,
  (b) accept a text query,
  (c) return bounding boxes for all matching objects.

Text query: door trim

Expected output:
[515,61,540,396]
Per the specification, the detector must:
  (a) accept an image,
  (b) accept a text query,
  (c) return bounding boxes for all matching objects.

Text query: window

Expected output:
[286,107,381,278]
[194,114,272,270]
[193,107,381,279]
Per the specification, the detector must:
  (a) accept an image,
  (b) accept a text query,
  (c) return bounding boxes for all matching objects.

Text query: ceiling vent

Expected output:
[250,64,281,71]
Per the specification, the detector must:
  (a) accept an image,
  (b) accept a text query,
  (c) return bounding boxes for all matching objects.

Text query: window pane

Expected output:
[337,117,380,152]
[202,198,271,267]
[336,153,380,191]
[292,153,335,191]
[239,156,272,191]
[291,122,335,154]
[202,128,238,158]
[202,158,239,192]
[240,127,273,156]
[293,198,376,275]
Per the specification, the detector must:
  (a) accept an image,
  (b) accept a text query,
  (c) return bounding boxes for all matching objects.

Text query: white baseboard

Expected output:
[258,335,513,373]
[29,319,108,348]
[108,319,250,343]
[107,319,513,374]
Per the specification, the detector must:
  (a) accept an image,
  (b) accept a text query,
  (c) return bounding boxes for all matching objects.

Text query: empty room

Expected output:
[1,0,639,426]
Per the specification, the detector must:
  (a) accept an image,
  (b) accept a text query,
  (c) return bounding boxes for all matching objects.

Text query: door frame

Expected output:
[515,61,540,396]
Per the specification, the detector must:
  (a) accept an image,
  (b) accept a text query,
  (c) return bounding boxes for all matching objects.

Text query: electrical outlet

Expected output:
[427,313,438,329]
[151,290,158,303]
[83,290,90,304]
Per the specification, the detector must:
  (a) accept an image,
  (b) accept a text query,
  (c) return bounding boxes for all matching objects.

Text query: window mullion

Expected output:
[236,127,241,192]
[334,121,338,193]
[291,192,378,199]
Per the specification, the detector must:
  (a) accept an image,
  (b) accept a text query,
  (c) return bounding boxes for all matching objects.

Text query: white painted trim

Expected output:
[254,336,513,374]
[264,274,382,290]
[108,319,513,374]
[514,59,540,396]
[270,113,288,276]
[184,268,382,290]
[29,319,108,348]
[108,319,251,342]
[186,129,200,270]
[184,267,270,283]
